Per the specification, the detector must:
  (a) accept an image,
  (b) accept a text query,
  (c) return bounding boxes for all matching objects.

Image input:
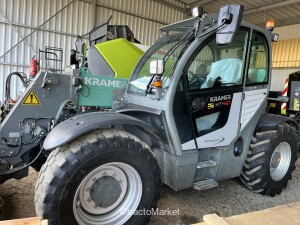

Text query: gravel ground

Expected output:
[0,153,300,224]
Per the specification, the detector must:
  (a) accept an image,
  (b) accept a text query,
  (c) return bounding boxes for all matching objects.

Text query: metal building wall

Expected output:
[95,0,186,45]
[274,24,300,41]
[272,39,300,68]
[0,0,186,102]
[271,68,298,92]
[0,0,91,102]
[270,25,300,92]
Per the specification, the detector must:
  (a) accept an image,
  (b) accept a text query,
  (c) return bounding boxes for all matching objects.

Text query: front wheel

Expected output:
[35,129,161,225]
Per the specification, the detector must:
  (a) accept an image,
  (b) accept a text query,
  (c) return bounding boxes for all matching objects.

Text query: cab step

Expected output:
[196,160,217,169]
[193,179,218,191]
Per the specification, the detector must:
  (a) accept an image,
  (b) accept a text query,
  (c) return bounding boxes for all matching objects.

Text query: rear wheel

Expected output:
[240,123,298,196]
[35,129,161,225]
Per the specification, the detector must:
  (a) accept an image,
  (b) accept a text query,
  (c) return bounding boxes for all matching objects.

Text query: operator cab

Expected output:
[124,5,274,154]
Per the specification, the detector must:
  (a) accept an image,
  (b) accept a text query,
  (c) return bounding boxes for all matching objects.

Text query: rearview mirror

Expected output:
[150,60,164,75]
[192,6,203,18]
[216,5,244,45]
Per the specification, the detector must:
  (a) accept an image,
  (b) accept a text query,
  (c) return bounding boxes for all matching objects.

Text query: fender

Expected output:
[257,113,299,131]
[43,112,160,150]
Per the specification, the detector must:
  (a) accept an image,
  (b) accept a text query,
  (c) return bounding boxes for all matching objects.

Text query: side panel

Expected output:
[78,68,128,108]
[154,148,199,190]
[240,88,268,130]
[0,72,72,165]
[95,38,144,78]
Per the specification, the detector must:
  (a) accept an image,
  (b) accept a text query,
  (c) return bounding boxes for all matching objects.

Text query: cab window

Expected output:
[187,30,248,91]
[247,32,268,85]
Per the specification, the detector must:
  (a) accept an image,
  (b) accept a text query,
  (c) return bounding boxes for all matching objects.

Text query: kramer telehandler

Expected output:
[31,4,299,225]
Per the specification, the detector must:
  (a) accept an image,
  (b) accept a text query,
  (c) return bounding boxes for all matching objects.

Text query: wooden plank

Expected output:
[40,220,48,225]
[224,202,300,225]
[203,214,230,225]
[192,223,208,225]
[193,202,300,225]
[0,217,46,225]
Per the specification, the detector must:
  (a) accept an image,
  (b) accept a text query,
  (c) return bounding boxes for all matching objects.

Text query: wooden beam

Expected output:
[225,202,300,225]
[203,214,230,225]
[193,202,300,225]
[0,217,47,225]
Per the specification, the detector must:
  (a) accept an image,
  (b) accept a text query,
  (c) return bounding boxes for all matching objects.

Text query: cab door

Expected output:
[240,31,269,131]
[177,30,250,150]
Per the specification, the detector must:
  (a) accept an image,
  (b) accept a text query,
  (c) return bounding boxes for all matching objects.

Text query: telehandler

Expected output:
[31,4,299,225]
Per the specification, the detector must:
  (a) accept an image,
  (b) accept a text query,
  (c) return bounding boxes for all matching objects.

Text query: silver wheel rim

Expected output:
[73,162,142,225]
[270,141,291,181]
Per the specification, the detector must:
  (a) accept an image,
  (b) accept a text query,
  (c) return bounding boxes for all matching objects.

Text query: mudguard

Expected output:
[43,112,157,150]
[257,113,299,131]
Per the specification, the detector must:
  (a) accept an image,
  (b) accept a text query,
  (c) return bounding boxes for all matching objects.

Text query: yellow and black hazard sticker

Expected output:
[22,90,41,105]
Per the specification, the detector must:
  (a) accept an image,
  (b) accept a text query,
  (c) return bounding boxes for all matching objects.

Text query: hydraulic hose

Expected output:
[5,72,27,103]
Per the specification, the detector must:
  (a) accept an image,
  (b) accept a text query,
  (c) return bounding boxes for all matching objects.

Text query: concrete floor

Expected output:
[0,154,300,225]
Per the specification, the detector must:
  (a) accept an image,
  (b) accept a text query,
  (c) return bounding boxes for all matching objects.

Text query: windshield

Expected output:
[128,33,190,94]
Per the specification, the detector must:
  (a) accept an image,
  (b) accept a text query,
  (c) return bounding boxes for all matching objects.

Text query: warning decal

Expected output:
[22,90,41,105]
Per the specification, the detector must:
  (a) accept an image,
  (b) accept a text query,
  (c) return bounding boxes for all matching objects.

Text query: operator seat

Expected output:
[201,58,243,88]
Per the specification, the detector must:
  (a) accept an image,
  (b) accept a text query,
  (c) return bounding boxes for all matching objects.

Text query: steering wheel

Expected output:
[188,70,205,89]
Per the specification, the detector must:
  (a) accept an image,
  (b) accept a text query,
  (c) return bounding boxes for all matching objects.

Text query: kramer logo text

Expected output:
[84,77,127,88]
[210,95,231,102]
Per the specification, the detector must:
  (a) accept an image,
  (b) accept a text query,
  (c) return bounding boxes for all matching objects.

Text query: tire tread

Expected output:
[240,123,298,196]
[35,129,161,225]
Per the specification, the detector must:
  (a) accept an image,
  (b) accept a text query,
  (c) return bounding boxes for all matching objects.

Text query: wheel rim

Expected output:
[270,141,292,181]
[73,162,142,225]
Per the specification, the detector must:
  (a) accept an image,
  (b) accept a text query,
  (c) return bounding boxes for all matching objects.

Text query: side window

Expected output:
[188,46,213,90]
[187,31,248,91]
[247,32,268,85]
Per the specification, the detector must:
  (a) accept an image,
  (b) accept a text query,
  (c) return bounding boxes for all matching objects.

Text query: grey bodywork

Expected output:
[0,71,77,182]
[42,15,297,192]
[44,112,164,151]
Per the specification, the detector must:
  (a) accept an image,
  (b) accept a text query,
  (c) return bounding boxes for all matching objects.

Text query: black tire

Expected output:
[240,123,298,196]
[35,129,161,225]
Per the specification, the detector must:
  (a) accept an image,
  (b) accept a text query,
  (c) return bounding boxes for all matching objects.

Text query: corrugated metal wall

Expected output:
[272,39,300,68]
[270,25,300,91]
[274,24,300,41]
[271,68,298,92]
[0,0,186,102]
[1,0,298,97]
